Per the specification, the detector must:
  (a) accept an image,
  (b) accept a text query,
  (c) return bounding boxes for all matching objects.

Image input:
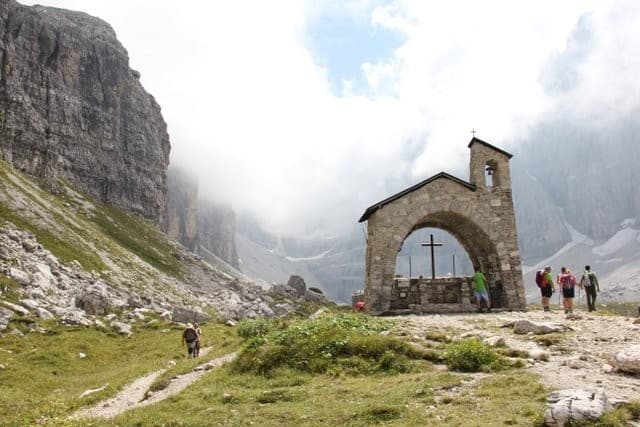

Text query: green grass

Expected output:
[0,159,188,280]
[90,202,186,278]
[0,319,238,425]
[88,365,548,426]
[596,302,640,317]
[0,275,21,304]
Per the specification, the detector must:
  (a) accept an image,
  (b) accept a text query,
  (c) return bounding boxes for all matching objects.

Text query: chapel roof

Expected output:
[358,172,475,223]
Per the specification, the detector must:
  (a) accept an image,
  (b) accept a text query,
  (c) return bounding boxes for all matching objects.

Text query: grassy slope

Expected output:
[0,319,240,426]
[0,160,184,281]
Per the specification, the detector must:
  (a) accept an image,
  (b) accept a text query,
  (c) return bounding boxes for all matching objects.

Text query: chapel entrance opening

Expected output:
[386,210,506,313]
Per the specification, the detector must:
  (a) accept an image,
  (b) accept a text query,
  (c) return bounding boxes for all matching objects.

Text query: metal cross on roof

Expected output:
[471,128,477,137]
[420,233,443,280]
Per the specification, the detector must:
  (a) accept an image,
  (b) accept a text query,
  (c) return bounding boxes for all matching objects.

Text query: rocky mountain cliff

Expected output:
[166,167,239,269]
[0,0,170,225]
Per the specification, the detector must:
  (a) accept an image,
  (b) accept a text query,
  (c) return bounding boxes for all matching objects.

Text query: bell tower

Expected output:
[468,137,512,190]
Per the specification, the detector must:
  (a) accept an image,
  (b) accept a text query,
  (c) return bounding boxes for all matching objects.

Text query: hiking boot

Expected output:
[543,307,550,312]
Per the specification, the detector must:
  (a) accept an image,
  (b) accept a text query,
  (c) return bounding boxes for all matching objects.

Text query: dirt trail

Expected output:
[391,308,640,403]
[71,348,236,420]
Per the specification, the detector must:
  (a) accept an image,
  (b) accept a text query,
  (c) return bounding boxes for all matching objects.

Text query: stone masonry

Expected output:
[359,138,526,314]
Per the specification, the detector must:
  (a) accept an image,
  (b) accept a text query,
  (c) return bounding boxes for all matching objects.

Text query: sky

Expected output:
[19,0,640,236]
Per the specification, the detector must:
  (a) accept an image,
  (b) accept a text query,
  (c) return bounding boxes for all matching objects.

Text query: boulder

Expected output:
[483,336,505,347]
[9,267,30,286]
[529,349,550,361]
[75,284,123,315]
[171,306,211,324]
[309,307,331,320]
[544,389,611,426]
[36,307,54,320]
[612,345,640,374]
[58,309,93,327]
[286,275,307,297]
[2,301,30,316]
[0,307,13,332]
[34,263,55,282]
[31,271,54,292]
[111,321,132,336]
[304,289,327,303]
[513,320,569,335]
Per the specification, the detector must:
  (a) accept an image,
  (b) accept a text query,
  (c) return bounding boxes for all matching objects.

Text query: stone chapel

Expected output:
[358,137,526,314]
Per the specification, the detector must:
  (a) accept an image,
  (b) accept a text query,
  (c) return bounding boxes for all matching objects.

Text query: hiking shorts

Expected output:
[475,290,489,302]
[187,340,196,353]
[562,287,575,298]
[540,286,553,298]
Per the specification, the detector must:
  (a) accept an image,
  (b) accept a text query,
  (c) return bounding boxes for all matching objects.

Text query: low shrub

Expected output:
[445,338,504,372]
[361,405,404,423]
[236,318,282,339]
[231,314,425,375]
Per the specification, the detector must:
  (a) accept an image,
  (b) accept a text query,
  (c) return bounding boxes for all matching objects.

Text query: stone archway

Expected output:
[359,138,526,314]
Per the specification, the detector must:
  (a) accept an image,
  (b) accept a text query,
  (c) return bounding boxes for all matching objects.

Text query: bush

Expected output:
[237,318,282,339]
[231,314,423,376]
[445,338,502,372]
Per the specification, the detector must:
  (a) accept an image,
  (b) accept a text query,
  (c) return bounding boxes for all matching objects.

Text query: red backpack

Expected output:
[535,270,546,288]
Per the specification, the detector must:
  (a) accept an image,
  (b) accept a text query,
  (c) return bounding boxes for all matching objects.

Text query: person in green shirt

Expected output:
[471,268,491,313]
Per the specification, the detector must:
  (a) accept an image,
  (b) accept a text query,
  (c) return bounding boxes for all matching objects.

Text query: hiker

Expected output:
[354,300,366,312]
[557,267,577,314]
[193,322,203,358]
[181,323,198,358]
[580,265,600,312]
[536,266,554,312]
[471,267,490,313]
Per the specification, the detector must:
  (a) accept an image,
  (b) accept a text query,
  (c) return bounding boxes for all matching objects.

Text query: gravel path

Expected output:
[71,348,236,420]
[390,308,640,403]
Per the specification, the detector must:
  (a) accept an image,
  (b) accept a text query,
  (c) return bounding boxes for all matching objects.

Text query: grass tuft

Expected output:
[445,338,506,372]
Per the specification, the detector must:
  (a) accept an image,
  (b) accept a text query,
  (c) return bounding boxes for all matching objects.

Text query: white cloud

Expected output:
[17,0,640,235]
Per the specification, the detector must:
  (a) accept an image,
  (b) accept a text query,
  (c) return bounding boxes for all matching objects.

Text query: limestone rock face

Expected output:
[166,167,239,269]
[0,0,170,224]
[198,199,239,269]
[166,168,199,251]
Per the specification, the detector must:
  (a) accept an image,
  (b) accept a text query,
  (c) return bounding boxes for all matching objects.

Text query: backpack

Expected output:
[535,270,546,288]
[562,274,576,289]
[583,272,596,287]
[184,327,197,343]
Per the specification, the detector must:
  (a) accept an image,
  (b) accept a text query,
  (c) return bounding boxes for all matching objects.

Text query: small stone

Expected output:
[602,364,614,373]
[568,359,583,369]
[78,352,87,359]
